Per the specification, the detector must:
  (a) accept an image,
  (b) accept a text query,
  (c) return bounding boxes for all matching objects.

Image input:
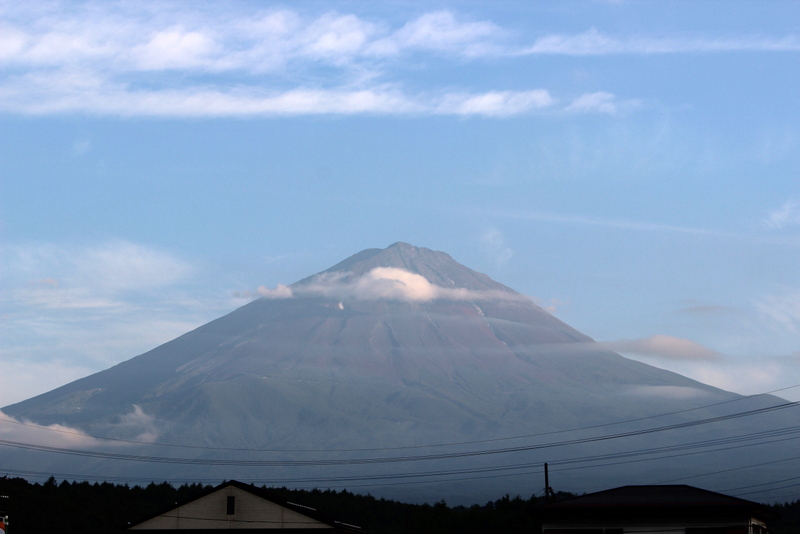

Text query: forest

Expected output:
[0,477,799,534]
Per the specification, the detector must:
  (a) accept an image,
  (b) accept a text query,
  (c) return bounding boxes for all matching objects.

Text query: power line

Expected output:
[721,475,800,494]
[2,383,798,453]
[1,401,798,467]
[3,405,800,486]
[656,451,800,485]
[730,481,800,498]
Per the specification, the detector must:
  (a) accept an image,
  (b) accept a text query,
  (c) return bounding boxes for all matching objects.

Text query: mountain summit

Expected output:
[4,243,796,502]
[5,242,600,438]
[305,241,516,290]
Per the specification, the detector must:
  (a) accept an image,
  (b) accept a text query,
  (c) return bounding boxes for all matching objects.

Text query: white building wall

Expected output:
[130,486,331,530]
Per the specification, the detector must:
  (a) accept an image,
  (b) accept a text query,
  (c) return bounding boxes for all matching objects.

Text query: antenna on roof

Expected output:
[544,463,555,502]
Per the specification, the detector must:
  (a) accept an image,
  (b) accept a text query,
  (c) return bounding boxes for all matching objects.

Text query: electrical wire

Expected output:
[1,401,798,466]
[2,383,798,453]
[4,410,800,490]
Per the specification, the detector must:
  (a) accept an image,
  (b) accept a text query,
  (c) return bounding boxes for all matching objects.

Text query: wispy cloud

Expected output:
[1,240,192,309]
[489,208,737,237]
[766,200,800,229]
[257,284,293,299]
[522,27,800,55]
[676,304,740,316]
[0,405,158,445]
[0,240,228,406]
[591,337,799,399]
[435,90,554,117]
[0,72,555,117]
[484,208,800,248]
[480,227,514,267]
[603,335,720,361]
[0,3,536,117]
[564,91,641,115]
[4,3,794,118]
[757,291,800,332]
[367,11,502,57]
[668,357,795,400]
[0,410,98,447]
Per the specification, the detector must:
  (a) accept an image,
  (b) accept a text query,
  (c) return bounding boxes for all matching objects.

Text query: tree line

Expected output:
[0,476,797,534]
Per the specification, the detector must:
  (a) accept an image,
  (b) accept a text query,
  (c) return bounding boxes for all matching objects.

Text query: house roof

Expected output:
[127,480,364,532]
[535,485,780,522]
[541,485,764,508]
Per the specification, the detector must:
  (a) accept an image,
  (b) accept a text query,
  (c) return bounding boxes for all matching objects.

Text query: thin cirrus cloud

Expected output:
[522,27,800,55]
[766,200,800,229]
[0,72,554,117]
[1,240,193,310]
[480,227,514,267]
[564,91,641,115]
[3,3,795,118]
[0,240,224,406]
[756,292,800,333]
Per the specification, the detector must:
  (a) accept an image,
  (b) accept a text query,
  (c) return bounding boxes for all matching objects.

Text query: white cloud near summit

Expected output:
[292,267,524,303]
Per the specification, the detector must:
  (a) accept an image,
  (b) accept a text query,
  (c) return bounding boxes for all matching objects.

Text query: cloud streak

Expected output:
[602,335,720,361]
[2,3,794,117]
[522,27,800,56]
[0,72,555,117]
[766,200,800,229]
[757,291,800,333]
[0,240,229,406]
[483,207,800,248]
[1,240,192,309]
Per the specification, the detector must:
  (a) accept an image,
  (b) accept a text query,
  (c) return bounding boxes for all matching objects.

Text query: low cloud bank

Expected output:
[0,405,158,448]
[0,411,97,448]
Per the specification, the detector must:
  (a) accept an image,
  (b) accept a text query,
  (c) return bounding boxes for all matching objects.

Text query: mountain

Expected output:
[3,243,799,503]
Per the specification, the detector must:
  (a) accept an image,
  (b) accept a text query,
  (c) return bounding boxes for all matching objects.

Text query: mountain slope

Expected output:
[3,242,797,502]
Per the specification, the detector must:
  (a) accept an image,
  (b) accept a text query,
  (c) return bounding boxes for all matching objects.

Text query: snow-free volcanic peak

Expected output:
[303,241,514,292]
[3,243,797,502]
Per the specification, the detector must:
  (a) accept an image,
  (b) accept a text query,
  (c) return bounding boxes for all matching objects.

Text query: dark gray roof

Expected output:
[541,485,764,509]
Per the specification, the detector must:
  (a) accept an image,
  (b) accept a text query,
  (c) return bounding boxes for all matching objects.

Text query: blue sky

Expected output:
[1,0,800,405]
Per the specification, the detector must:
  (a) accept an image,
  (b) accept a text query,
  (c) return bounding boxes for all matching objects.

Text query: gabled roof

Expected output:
[541,485,763,508]
[536,485,779,522]
[127,480,364,532]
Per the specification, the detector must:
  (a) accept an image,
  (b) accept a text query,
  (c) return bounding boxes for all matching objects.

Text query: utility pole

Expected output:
[544,463,555,502]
